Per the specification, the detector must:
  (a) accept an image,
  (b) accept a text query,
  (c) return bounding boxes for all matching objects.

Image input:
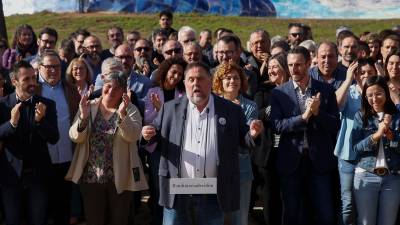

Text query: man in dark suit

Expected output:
[142,62,263,225]
[270,46,340,225]
[0,60,59,225]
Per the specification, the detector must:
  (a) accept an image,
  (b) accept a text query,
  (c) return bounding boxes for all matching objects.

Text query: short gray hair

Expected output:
[183,41,201,51]
[101,57,123,75]
[299,40,317,54]
[178,26,196,41]
[103,71,127,90]
[250,29,270,41]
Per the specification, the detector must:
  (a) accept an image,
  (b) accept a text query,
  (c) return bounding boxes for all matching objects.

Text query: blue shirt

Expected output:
[39,76,73,163]
[309,64,347,90]
[334,84,361,161]
[128,71,153,99]
[238,95,258,182]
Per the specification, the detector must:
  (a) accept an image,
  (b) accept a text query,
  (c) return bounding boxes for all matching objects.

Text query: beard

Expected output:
[188,93,210,108]
[88,52,101,62]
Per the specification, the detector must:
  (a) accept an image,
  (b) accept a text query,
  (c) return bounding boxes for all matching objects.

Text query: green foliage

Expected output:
[5,12,400,48]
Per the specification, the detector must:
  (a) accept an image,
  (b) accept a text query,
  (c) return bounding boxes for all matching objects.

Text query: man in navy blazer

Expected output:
[270,46,340,225]
[142,62,263,225]
[0,61,59,225]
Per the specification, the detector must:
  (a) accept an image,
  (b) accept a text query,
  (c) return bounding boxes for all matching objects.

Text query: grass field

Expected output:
[5,11,400,48]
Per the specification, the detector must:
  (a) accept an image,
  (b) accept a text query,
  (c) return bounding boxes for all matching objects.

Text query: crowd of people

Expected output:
[1,9,400,225]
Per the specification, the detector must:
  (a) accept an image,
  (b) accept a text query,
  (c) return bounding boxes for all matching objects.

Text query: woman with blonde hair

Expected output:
[66,58,93,96]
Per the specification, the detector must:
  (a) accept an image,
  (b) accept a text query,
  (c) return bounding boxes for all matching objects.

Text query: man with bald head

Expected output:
[116,43,152,99]
[309,41,347,90]
[83,35,103,83]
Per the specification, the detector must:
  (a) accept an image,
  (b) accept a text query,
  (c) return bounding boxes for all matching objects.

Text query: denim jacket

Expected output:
[352,111,400,174]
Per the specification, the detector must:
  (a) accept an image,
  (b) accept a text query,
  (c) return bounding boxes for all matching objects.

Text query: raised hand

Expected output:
[375,62,385,76]
[142,125,157,141]
[249,119,263,139]
[34,102,46,122]
[376,121,388,139]
[260,52,270,62]
[10,102,22,127]
[150,92,162,112]
[142,61,150,76]
[117,93,130,119]
[302,97,314,121]
[346,61,358,81]
[310,93,321,116]
[79,90,91,120]
[383,114,394,140]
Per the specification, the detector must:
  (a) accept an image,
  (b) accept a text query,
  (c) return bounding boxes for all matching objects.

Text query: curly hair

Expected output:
[155,58,187,91]
[212,62,248,96]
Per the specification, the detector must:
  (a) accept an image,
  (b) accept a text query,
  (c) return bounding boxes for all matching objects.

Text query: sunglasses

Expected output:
[164,48,182,55]
[135,47,151,52]
[290,33,302,37]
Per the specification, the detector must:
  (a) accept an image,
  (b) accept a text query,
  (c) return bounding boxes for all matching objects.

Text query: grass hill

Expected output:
[5,11,400,48]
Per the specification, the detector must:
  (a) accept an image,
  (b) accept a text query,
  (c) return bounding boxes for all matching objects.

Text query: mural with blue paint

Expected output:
[4,0,400,18]
[85,0,277,17]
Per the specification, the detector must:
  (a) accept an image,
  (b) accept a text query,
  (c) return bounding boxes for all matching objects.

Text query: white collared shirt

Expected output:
[292,79,312,150]
[181,95,218,178]
[376,112,388,169]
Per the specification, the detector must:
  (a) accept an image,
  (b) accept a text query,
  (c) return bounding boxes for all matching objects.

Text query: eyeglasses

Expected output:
[135,47,151,52]
[41,64,60,70]
[164,48,182,55]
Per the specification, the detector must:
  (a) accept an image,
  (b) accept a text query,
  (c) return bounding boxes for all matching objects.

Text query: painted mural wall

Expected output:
[4,0,400,18]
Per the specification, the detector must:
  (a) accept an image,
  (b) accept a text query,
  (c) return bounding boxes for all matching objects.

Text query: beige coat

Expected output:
[65,98,148,193]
